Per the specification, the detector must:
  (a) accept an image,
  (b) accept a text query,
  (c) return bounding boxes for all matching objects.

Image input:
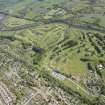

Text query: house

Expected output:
[97,64,103,70]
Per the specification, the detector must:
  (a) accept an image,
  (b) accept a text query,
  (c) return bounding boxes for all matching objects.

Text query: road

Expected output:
[22,93,38,105]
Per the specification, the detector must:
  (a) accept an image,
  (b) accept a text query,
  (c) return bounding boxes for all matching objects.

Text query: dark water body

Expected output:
[0,14,4,20]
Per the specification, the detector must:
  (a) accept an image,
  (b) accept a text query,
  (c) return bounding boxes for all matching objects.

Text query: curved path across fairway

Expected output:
[48,64,105,100]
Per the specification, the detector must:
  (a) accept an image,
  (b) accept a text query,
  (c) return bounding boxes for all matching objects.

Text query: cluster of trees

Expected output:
[0,35,16,41]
